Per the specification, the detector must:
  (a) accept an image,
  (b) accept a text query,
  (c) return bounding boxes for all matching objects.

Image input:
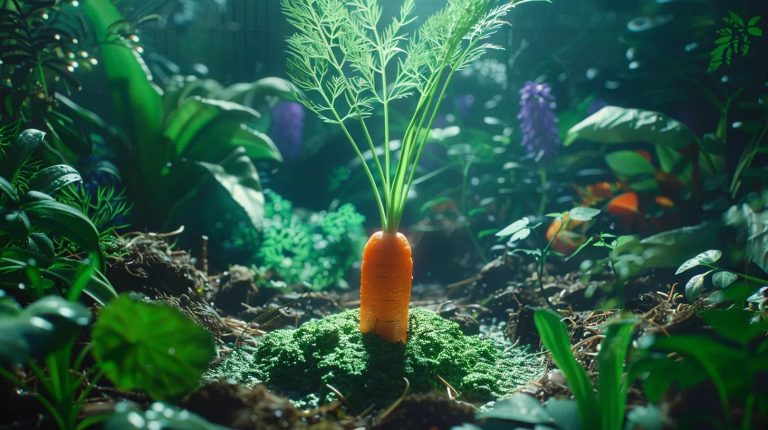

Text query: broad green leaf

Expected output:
[534,309,599,427]
[569,207,600,222]
[92,295,216,400]
[596,314,636,430]
[165,97,263,158]
[685,271,712,301]
[605,151,658,192]
[105,402,229,430]
[81,1,165,181]
[21,199,104,269]
[624,405,664,430]
[700,309,768,346]
[476,393,552,424]
[218,77,300,105]
[186,121,283,163]
[28,164,82,195]
[496,217,530,237]
[711,271,738,289]
[195,149,265,228]
[545,398,582,430]
[742,205,768,273]
[566,106,697,149]
[0,295,90,364]
[0,176,19,201]
[675,250,722,274]
[0,129,45,181]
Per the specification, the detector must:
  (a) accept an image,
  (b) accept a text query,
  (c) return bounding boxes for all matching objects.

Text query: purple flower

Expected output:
[270,101,305,160]
[517,81,560,162]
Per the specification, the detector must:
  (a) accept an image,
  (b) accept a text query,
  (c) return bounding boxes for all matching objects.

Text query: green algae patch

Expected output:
[207,309,543,410]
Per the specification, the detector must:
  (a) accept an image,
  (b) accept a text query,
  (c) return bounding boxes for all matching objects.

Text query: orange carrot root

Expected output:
[359,231,413,343]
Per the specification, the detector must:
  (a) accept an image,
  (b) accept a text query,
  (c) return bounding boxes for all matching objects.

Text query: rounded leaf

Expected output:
[92,295,216,400]
[675,250,722,275]
[569,207,601,222]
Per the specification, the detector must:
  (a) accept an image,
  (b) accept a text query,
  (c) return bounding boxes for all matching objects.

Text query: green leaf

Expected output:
[92,295,216,400]
[195,149,265,228]
[699,309,768,346]
[566,106,697,149]
[675,250,722,274]
[105,402,230,430]
[81,1,165,180]
[711,271,738,289]
[21,199,104,269]
[165,97,265,159]
[28,165,82,195]
[0,176,19,201]
[0,295,90,364]
[46,258,117,306]
[685,271,711,301]
[0,129,45,181]
[597,314,636,430]
[496,217,531,238]
[748,27,763,36]
[186,121,283,163]
[476,393,552,424]
[534,309,599,427]
[545,398,582,430]
[748,16,761,27]
[741,205,768,273]
[605,151,658,192]
[218,76,300,105]
[569,207,600,222]
[624,405,665,430]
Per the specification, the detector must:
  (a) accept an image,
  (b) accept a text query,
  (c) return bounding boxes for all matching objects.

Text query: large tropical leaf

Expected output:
[566,106,697,149]
[0,294,91,365]
[81,0,165,181]
[194,148,265,228]
[21,198,104,269]
[164,97,263,158]
[28,164,82,195]
[217,77,300,105]
[185,119,282,163]
[0,129,45,181]
[92,295,216,400]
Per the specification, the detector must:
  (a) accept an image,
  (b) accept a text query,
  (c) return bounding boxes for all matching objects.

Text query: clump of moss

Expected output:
[208,309,543,410]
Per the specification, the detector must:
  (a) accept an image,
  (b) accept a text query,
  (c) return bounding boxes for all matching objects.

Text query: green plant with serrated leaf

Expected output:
[256,190,366,291]
[708,13,763,72]
[58,183,132,255]
[0,129,115,304]
[497,207,600,307]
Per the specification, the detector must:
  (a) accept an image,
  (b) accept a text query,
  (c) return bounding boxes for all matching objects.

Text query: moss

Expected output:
[207,309,543,410]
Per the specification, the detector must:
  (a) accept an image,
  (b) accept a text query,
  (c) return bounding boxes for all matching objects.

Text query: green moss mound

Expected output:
[208,309,543,410]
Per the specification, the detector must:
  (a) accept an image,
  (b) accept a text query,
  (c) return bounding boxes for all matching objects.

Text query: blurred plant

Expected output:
[463,309,641,430]
[569,232,634,308]
[79,1,289,230]
[105,402,228,430]
[270,100,306,160]
[257,190,366,290]
[497,207,600,306]
[708,13,763,72]
[0,129,115,304]
[518,81,560,162]
[633,308,768,430]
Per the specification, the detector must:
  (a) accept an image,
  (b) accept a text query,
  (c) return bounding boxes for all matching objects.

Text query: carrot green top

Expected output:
[282,0,539,233]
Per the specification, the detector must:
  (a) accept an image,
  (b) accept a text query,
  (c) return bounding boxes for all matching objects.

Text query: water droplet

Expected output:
[54,34,61,40]
[71,0,79,6]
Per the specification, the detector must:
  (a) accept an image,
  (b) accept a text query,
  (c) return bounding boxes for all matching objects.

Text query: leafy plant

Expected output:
[497,207,600,306]
[0,128,115,304]
[80,0,285,230]
[105,402,229,430]
[92,294,216,400]
[708,13,763,72]
[257,190,366,290]
[675,249,768,301]
[634,308,768,430]
[58,183,131,254]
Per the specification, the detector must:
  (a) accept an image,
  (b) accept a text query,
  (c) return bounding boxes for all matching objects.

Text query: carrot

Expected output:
[359,231,413,343]
[282,0,522,342]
